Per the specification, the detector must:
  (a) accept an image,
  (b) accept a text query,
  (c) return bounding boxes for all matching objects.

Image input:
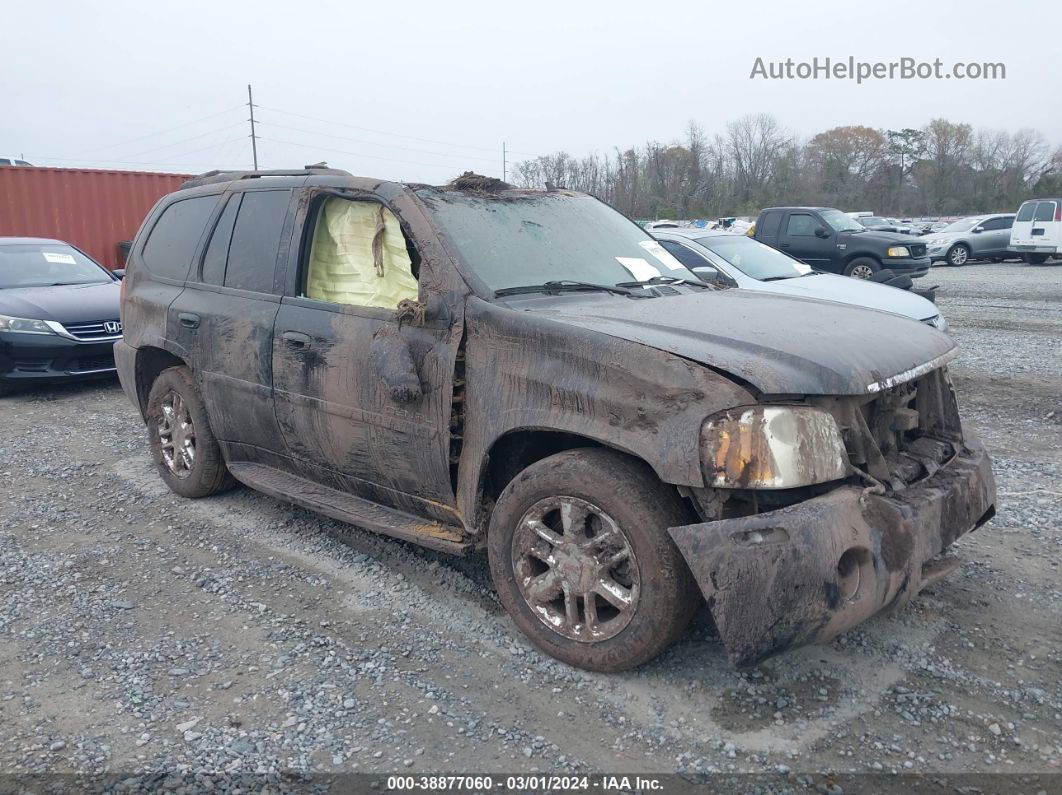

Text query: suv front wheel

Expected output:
[487,448,699,672]
[146,366,235,498]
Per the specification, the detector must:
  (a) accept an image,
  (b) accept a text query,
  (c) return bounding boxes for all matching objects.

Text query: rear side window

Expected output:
[142,196,218,280]
[980,217,1011,231]
[1015,202,1036,222]
[758,211,782,238]
[1033,201,1057,222]
[224,190,291,293]
[201,194,241,285]
[786,213,817,236]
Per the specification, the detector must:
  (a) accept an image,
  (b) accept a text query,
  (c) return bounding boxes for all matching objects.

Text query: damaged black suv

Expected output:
[116,168,996,671]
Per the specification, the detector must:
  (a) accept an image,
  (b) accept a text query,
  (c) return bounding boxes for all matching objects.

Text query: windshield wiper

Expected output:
[615,275,712,289]
[494,280,633,297]
[759,275,800,282]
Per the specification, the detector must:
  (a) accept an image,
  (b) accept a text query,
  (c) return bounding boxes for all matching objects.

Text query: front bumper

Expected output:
[668,433,995,667]
[882,256,930,278]
[0,331,119,385]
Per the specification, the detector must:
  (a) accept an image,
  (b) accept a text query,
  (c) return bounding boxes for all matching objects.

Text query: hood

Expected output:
[0,281,121,324]
[525,290,956,396]
[747,273,938,322]
[840,229,915,245]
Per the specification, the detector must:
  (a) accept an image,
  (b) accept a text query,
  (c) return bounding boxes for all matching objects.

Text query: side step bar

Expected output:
[227,462,472,555]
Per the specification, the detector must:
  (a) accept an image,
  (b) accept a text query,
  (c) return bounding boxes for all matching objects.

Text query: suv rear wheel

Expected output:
[1023,253,1050,265]
[146,366,235,498]
[844,257,880,279]
[487,448,699,672]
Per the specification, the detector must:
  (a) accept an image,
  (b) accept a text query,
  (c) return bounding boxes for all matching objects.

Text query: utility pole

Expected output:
[502,141,507,182]
[247,84,259,171]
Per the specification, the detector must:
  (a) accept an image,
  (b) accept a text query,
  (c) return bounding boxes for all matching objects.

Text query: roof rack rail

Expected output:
[180,166,352,189]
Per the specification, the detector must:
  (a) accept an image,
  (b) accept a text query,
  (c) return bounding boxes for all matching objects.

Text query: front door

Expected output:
[781,212,835,269]
[271,192,461,521]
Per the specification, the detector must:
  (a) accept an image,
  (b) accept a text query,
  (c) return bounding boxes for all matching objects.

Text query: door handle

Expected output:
[178,312,200,329]
[281,330,312,349]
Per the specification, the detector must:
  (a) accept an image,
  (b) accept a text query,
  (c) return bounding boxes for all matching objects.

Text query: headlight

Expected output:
[928,238,946,246]
[886,246,911,258]
[700,405,849,489]
[0,314,58,335]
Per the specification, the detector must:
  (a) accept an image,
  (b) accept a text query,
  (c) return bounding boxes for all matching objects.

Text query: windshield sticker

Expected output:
[616,257,661,282]
[42,252,77,265]
[638,240,686,271]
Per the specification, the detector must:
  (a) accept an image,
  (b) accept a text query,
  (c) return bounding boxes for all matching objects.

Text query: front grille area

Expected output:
[909,243,927,257]
[821,367,963,490]
[61,320,122,340]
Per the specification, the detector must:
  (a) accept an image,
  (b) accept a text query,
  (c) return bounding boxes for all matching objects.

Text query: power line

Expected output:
[257,136,476,173]
[255,103,536,157]
[69,103,246,156]
[123,121,247,158]
[32,136,247,170]
[254,119,499,165]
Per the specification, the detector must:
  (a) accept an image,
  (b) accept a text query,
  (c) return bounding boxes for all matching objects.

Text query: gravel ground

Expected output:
[1,262,1060,791]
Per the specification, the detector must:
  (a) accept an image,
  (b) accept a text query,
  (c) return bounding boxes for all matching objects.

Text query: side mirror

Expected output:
[972,226,984,233]
[691,266,721,283]
[814,227,830,239]
[112,268,126,279]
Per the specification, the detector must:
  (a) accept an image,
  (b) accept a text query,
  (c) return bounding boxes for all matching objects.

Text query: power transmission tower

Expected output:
[247,84,259,170]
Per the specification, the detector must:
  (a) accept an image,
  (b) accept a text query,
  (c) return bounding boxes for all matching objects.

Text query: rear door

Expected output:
[169,188,294,459]
[1032,200,1061,250]
[270,190,461,520]
[755,210,783,248]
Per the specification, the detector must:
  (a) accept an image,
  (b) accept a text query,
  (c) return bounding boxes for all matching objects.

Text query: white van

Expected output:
[1009,198,1061,263]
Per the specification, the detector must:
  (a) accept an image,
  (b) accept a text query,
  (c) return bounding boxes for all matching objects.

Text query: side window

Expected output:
[0,158,11,166]
[786,213,817,237]
[1015,202,1036,222]
[658,239,709,269]
[759,210,782,238]
[142,196,218,280]
[201,194,241,285]
[301,196,419,309]
[1033,201,1057,222]
[224,190,291,293]
[980,217,1008,231]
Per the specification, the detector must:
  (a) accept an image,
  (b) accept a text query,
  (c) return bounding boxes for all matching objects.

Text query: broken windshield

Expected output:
[416,190,689,293]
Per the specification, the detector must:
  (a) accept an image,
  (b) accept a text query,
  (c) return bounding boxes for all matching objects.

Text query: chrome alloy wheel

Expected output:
[157,390,195,478]
[511,496,640,642]
[850,263,876,279]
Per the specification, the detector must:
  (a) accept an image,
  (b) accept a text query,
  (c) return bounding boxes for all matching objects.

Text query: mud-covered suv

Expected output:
[116,168,996,671]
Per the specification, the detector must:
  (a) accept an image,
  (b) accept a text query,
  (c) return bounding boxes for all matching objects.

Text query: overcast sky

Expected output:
[3,0,1059,182]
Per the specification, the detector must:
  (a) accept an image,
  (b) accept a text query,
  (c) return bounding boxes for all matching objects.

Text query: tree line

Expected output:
[510,116,1062,220]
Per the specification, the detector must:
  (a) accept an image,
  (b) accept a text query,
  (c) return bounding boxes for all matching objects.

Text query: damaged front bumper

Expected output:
[668,433,996,668]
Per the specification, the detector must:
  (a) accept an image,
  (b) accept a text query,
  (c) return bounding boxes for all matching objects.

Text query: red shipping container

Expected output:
[0,166,193,269]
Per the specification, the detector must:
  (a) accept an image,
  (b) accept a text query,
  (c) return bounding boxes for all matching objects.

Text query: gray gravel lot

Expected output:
[1,262,1060,790]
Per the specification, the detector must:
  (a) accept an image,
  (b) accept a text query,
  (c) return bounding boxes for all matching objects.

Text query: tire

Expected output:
[145,365,235,498]
[844,257,880,279]
[0,381,18,398]
[990,257,1003,263]
[946,244,971,266]
[487,448,699,672]
[1023,253,1049,265]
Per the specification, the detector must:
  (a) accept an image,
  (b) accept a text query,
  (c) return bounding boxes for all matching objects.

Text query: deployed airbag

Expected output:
[305,198,419,308]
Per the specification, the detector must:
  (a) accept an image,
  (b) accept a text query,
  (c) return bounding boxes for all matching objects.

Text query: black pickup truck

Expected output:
[755,207,930,279]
